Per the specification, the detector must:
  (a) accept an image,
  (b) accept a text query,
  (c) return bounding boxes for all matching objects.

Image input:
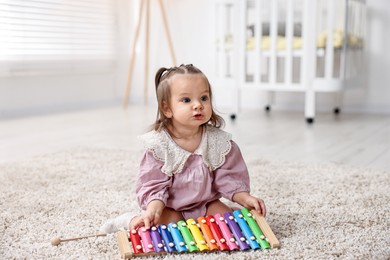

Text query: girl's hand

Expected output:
[243,195,266,217]
[233,192,267,217]
[130,200,165,230]
[130,210,160,230]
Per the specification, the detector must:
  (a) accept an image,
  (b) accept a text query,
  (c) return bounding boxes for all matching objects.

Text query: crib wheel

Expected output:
[265,105,271,112]
[333,107,340,114]
[230,114,236,120]
[306,118,314,124]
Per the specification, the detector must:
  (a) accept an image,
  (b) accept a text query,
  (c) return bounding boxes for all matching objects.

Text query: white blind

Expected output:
[0,0,118,75]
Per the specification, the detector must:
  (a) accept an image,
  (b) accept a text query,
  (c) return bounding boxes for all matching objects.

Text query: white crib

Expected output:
[213,0,366,123]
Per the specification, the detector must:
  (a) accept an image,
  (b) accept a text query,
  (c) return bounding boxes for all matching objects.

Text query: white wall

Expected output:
[355,0,390,114]
[0,0,132,118]
[1,0,389,118]
[124,0,215,105]
[0,72,117,116]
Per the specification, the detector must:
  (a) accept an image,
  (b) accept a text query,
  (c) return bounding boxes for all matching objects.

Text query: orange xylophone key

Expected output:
[197,216,219,251]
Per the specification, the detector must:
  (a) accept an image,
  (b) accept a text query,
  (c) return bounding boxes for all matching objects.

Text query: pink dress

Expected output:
[135,125,250,220]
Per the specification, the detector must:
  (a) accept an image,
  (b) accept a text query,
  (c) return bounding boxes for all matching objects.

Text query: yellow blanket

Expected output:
[241,30,363,51]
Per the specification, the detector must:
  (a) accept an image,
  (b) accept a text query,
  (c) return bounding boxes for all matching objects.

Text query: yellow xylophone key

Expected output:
[186,218,209,251]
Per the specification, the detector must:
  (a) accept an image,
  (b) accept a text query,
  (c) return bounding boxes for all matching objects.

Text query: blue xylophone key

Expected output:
[233,210,261,250]
[150,226,165,253]
[168,222,188,253]
[158,225,177,253]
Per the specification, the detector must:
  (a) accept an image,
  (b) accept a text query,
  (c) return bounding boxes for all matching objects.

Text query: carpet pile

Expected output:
[0,148,389,259]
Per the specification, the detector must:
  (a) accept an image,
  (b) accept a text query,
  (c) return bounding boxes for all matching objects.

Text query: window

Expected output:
[0,0,118,75]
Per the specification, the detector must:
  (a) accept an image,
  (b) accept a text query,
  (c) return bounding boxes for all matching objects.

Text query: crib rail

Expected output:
[213,0,366,121]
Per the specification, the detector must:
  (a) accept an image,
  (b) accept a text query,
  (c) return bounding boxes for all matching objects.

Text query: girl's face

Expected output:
[163,74,212,131]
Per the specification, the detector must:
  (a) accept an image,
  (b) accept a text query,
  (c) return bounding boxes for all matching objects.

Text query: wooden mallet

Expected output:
[51,232,107,246]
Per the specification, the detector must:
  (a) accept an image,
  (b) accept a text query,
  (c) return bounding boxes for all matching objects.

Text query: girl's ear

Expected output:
[162,101,173,118]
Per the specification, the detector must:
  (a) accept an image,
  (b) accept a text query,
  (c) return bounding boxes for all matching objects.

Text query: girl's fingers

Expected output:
[259,200,266,217]
[131,218,143,230]
[153,213,160,225]
[144,217,151,229]
[253,200,261,213]
[250,198,266,217]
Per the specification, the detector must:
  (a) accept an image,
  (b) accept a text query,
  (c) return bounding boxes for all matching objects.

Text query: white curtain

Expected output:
[0,0,118,75]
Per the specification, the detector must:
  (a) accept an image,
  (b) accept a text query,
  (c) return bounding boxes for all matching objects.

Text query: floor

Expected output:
[0,105,389,170]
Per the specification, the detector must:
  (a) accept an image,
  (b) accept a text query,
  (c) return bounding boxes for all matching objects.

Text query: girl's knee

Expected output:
[206,200,233,215]
[158,207,183,224]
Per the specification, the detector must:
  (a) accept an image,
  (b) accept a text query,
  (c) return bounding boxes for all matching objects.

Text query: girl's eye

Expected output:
[201,95,209,102]
[182,98,191,103]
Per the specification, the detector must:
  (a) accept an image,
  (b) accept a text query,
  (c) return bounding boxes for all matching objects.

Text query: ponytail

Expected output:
[155,67,169,92]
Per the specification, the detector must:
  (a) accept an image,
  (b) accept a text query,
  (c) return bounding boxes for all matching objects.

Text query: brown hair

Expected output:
[152,64,224,132]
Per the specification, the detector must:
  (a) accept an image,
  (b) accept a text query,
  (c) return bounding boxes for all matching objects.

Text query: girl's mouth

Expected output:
[193,114,203,120]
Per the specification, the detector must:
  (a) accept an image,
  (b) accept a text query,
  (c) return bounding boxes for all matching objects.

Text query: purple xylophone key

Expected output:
[150,226,165,253]
[224,212,250,251]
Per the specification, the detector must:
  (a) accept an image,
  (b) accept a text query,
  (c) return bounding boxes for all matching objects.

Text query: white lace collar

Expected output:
[138,126,232,176]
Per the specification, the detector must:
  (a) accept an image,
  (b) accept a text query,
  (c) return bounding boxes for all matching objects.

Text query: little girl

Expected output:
[130,64,266,231]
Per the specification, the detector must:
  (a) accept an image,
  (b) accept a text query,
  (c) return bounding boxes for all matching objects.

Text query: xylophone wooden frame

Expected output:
[116,209,280,259]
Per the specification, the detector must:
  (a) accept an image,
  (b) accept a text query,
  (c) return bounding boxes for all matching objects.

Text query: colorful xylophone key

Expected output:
[138,227,154,253]
[150,226,165,253]
[129,229,143,254]
[130,229,144,254]
[205,215,230,251]
[214,213,239,251]
[158,224,177,253]
[233,210,261,250]
[223,212,250,251]
[197,216,219,251]
[177,220,198,252]
[241,208,270,250]
[186,218,209,251]
[168,222,188,253]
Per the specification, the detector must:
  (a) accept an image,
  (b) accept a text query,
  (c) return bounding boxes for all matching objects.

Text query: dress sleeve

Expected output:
[213,141,250,201]
[136,150,172,210]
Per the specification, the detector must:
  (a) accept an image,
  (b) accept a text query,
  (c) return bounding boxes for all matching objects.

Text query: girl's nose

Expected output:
[193,100,204,110]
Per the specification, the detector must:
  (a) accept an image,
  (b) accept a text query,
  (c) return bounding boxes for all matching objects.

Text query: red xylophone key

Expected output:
[205,215,230,251]
[129,229,143,254]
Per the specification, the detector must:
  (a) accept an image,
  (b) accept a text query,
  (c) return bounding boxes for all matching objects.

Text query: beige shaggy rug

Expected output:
[0,148,389,260]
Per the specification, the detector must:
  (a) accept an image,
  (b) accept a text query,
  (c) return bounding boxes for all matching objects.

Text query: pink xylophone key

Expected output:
[138,227,155,253]
[214,213,239,251]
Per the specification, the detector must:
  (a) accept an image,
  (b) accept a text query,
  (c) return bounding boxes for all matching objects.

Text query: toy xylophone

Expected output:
[116,208,280,259]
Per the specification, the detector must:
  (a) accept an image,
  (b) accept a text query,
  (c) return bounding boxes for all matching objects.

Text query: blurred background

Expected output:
[0,0,389,118]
